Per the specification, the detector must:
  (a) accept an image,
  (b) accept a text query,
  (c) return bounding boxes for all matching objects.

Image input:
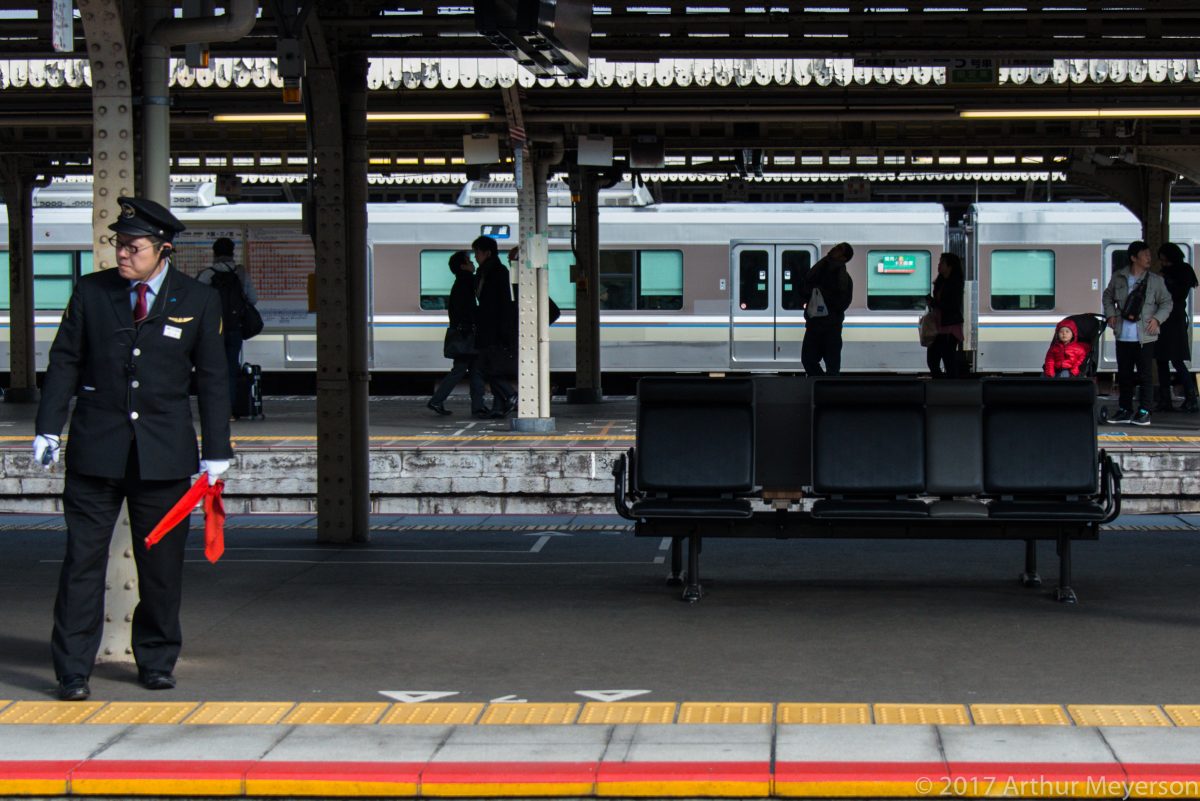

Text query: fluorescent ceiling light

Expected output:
[960,108,1200,119]
[212,112,490,123]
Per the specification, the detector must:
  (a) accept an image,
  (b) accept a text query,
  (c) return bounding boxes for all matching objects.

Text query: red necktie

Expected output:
[133,283,149,323]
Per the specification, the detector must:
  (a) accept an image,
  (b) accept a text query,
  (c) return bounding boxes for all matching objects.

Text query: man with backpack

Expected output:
[198,237,258,412]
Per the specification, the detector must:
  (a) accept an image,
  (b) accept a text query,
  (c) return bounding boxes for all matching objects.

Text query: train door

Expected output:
[1099,240,1195,370]
[730,243,819,367]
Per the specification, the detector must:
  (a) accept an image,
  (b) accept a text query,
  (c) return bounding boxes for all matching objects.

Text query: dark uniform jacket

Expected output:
[36,266,233,480]
[474,255,517,351]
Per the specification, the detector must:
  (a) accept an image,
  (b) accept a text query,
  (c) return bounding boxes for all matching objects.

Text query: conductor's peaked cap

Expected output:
[108,196,186,242]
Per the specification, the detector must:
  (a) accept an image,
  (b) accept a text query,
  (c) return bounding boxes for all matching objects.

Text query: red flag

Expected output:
[145,475,226,564]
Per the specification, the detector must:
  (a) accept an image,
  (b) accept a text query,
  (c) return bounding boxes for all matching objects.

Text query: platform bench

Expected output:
[613,376,1121,603]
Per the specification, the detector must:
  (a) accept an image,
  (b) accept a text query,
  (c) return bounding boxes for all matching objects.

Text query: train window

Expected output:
[0,250,79,310]
[638,251,683,310]
[419,250,458,310]
[991,250,1055,311]
[599,251,635,310]
[865,250,932,311]
[739,250,769,311]
[779,250,812,310]
[548,251,576,310]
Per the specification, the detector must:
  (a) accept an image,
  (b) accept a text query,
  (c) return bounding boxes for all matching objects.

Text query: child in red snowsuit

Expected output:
[1043,318,1089,377]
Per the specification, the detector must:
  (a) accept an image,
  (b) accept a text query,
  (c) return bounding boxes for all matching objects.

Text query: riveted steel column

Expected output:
[79,0,137,664]
[304,14,369,543]
[2,162,38,403]
[567,168,602,403]
[1137,167,1173,259]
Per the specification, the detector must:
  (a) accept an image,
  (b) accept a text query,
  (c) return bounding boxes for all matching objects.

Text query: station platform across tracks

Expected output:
[0,392,1198,515]
[2,510,1200,798]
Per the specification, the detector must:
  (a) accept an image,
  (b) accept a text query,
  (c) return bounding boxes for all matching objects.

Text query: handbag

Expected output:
[806,286,829,319]
[240,302,265,340]
[919,308,938,347]
[443,325,476,359]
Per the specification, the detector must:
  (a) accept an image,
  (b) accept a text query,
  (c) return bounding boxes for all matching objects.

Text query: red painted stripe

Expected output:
[246,761,424,783]
[71,759,258,780]
[1123,763,1200,781]
[0,760,79,780]
[598,761,769,783]
[420,761,597,784]
[775,761,947,783]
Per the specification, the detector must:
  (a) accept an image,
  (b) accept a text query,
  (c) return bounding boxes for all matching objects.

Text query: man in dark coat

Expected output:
[33,197,233,701]
[801,242,855,375]
[427,251,487,417]
[471,235,517,417]
[1155,242,1198,413]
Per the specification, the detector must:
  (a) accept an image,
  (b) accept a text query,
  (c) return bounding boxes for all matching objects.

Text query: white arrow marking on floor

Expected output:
[575,690,652,703]
[379,691,460,703]
[526,532,572,553]
[490,695,527,703]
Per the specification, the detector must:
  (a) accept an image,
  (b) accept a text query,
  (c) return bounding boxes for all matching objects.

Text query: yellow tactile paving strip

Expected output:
[971,704,1071,726]
[874,703,970,725]
[282,703,388,725]
[479,703,580,725]
[1068,704,1173,727]
[777,703,872,725]
[578,702,677,725]
[381,703,485,725]
[678,703,773,724]
[0,701,105,724]
[1164,705,1200,727]
[86,702,198,725]
[1,700,1198,726]
[185,702,296,725]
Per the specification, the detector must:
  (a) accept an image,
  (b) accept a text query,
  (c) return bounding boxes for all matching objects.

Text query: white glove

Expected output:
[199,459,230,483]
[33,434,61,470]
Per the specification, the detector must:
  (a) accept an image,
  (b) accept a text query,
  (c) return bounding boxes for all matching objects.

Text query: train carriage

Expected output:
[1,186,1196,378]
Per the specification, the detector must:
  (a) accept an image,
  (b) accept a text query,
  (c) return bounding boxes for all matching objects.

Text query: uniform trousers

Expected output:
[52,444,191,679]
[223,334,243,410]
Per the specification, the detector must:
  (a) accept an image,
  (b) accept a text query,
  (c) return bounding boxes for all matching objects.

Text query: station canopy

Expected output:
[2,3,1200,205]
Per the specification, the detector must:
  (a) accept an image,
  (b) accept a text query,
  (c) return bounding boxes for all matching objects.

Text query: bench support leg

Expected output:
[667,537,683,586]
[1020,539,1042,587]
[1055,535,1078,604]
[682,535,703,603]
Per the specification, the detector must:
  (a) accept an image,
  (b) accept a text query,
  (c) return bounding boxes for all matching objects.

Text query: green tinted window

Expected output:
[548,251,576,310]
[599,250,635,310]
[419,250,458,310]
[638,251,683,310]
[991,250,1055,311]
[0,251,79,310]
[866,250,931,311]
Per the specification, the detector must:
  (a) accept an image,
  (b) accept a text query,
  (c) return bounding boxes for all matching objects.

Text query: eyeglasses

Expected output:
[101,235,154,255]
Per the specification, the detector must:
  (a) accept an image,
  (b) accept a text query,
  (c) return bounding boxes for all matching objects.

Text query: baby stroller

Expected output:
[1047,313,1109,420]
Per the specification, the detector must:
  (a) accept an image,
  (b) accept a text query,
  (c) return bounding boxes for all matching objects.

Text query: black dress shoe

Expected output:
[138,669,176,691]
[426,401,452,416]
[57,675,90,701]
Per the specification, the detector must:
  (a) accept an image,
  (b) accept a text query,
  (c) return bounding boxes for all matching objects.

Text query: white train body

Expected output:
[1,198,1195,374]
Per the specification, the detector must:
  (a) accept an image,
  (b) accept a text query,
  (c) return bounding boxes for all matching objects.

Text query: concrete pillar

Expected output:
[141,0,172,204]
[566,168,602,403]
[1,162,38,403]
[304,15,370,542]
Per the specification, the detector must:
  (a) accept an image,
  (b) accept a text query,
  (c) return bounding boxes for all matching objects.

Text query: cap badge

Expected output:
[120,203,136,219]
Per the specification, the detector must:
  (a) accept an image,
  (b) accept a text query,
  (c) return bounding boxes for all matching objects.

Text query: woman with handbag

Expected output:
[428,251,487,417]
[925,252,965,378]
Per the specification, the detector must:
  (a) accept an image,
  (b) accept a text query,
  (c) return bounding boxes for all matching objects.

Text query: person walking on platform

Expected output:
[197,237,257,414]
[472,235,518,418]
[1103,240,1172,426]
[33,197,233,701]
[428,251,487,417]
[926,253,965,378]
[1154,242,1198,413]
[801,242,854,376]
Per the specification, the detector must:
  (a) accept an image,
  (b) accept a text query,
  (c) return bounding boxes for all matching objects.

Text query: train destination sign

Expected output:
[481,224,511,239]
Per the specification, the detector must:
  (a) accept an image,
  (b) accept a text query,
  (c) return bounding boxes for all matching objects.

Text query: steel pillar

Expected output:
[1,161,38,403]
[304,13,371,543]
[1068,162,1175,258]
[79,0,138,664]
[566,168,602,404]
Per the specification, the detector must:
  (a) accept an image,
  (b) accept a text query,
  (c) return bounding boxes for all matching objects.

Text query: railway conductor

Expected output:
[33,197,233,701]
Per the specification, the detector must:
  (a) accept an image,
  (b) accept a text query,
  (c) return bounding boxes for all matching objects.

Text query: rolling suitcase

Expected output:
[233,362,264,420]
